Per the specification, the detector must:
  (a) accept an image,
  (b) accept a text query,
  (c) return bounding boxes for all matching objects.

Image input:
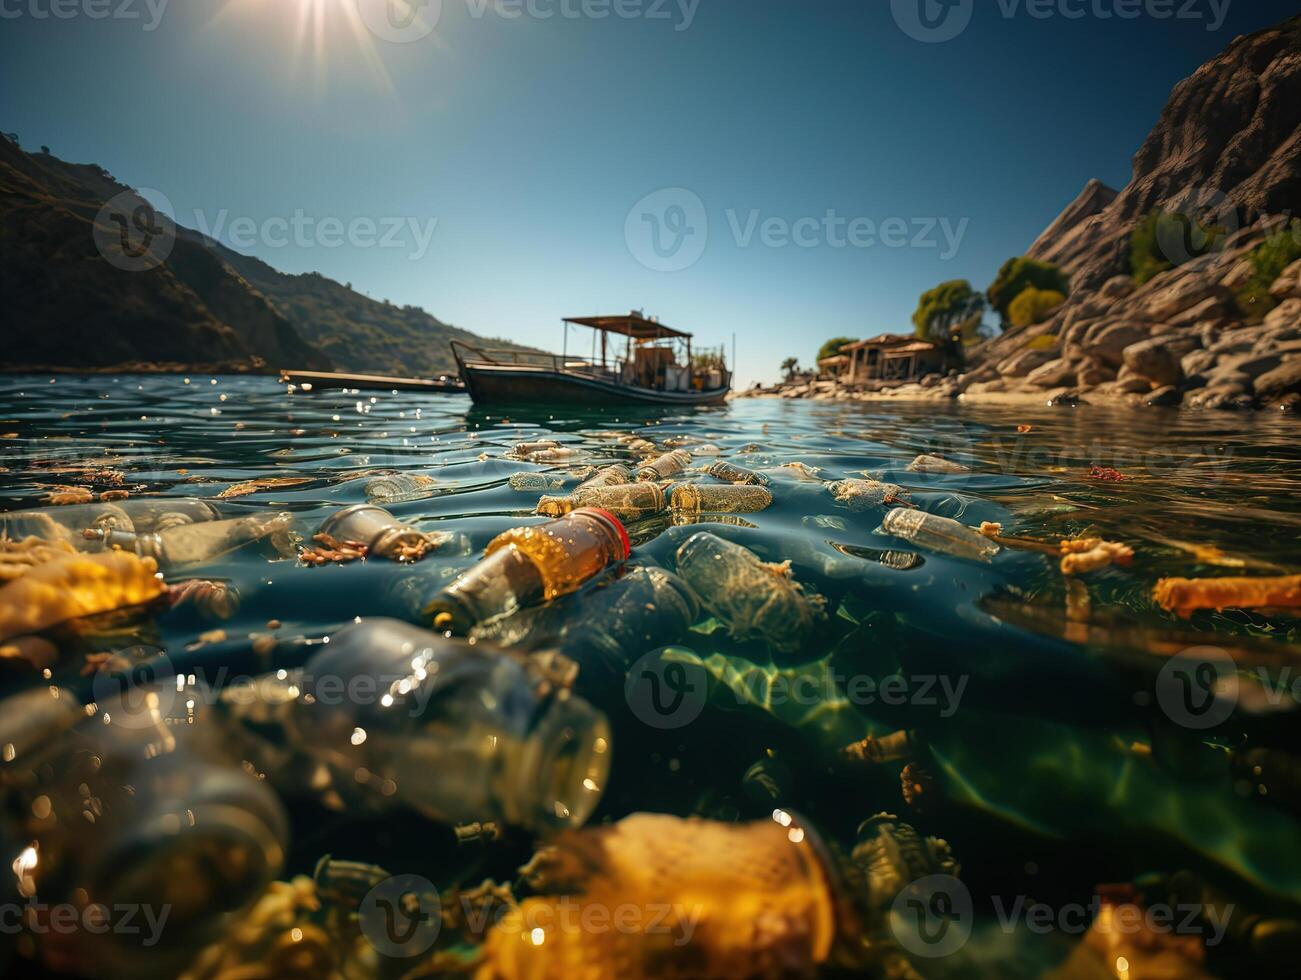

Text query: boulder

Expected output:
[1122,337,1187,386]
[1083,320,1153,368]
[1208,326,1267,355]
[1076,358,1115,388]
[1146,385,1181,407]
[1099,276,1135,300]
[1221,259,1255,290]
[1026,358,1079,389]
[997,348,1055,378]
[1167,294,1235,329]
[1114,376,1153,394]
[1270,258,1301,301]
[1181,349,1216,377]
[1213,352,1283,381]
[1263,298,1301,333]
[1253,360,1301,402]
[1142,276,1218,322]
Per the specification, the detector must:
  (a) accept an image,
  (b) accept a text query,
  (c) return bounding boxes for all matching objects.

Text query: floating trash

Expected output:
[86,513,294,570]
[507,471,567,491]
[576,463,632,490]
[308,503,456,563]
[670,483,773,514]
[827,478,911,510]
[365,472,438,502]
[705,459,770,486]
[536,483,666,522]
[878,507,1000,563]
[906,454,970,474]
[1153,574,1301,618]
[635,449,691,481]
[0,549,166,641]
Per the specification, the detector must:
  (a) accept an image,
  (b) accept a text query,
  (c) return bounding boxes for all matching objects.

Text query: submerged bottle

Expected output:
[906,454,970,475]
[87,513,294,569]
[0,685,288,978]
[316,504,451,562]
[117,497,224,532]
[275,619,611,831]
[513,440,559,458]
[827,479,911,511]
[705,460,770,487]
[536,483,666,522]
[1,502,133,551]
[423,509,630,634]
[877,508,999,563]
[635,450,691,481]
[674,532,826,653]
[508,472,568,492]
[576,463,632,490]
[670,483,773,514]
[364,473,437,503]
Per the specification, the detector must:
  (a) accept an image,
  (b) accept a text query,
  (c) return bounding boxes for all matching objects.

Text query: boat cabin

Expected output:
[562,312,729,393]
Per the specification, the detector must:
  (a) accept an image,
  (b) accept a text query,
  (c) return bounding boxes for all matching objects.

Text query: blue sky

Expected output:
[2,0,1295,385]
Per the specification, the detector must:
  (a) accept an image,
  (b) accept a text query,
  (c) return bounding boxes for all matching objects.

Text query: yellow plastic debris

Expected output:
[0,550,165,642]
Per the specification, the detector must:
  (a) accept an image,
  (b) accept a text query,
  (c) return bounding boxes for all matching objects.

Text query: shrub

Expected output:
[817,337,857,362]
[1234,220,1301,321]
[987,258,1068,323]
[912,280,985,342]
[1027,332,1060,352]
[1129,210,1226,285]
[1008,288,1066,329]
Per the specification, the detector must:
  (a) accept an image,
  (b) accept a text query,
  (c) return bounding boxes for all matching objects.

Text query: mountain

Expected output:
[0,137,532,375]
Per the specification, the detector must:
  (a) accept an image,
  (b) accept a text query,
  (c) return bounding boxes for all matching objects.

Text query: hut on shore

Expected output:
[841,334,947,383]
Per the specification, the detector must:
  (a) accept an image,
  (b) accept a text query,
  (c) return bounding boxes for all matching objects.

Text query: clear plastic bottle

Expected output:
[423,509,630,633]
[118,497,224,532]
[827,478,911,510]
[508,472,567,492]
[513,439,559,457]
[316,504,440,561]
[364,472,437,503]
[878,507,999,563]
[705,460,770,486]
[0,684,288,978]
[906,454,970,475]
[1,502,133,550]
[671,484,773,514]
[673,532,826,653]
[536,484,665,522]
[278,618,611,831]
[635,450,691,481]
[88,513,294,569]
[576,463,631,490]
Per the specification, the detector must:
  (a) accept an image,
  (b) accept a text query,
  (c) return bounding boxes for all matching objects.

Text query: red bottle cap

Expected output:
[580,507,631,559]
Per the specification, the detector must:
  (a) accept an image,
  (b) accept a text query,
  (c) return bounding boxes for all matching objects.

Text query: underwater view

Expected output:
[0,373,1298,978]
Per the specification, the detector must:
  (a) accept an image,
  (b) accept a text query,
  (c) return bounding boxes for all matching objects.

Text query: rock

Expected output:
[1113,376,1152,394]
[1167,294,1234,329]
[1082,321,1153,368]
[1026,358,1079,389]
[1271,258,1301,301]
[1208,325,1267,355]
[1263,298,1301,333]
[1213,352,1283,381]
[1099,275,1135,300]
[1187,385,1252,411]
[965,380,1008,395]
[1275,393,1301,414]
[1122,337,1185,386]
[1142,277,1219,322]
[1076,358,1115,388]
[1253,360,1301,402]
[997,348,1055,378]
[1181,349,1216,377]
[1221,259,1256,290]
[919,373,941,389]
[1146,385,1181,407]
[1047,390,1082,407]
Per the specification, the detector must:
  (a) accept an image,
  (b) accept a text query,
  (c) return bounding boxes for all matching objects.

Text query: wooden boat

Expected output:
[453,312,731,406]
[277,369,465,393]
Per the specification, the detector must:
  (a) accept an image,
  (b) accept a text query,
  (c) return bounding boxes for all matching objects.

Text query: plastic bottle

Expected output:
[423,509,630,634]
[508,472,567,492]
[635,450,691,481]
[705,460,770,486]
[535,484,666,522]
[878,507,999,563]
[670,483,772,514]
[88,513,294,569]
[906,454,970,475]
[118,497,224,532]
[576,463,631,490]
[827,478,911,511]
[0,502,133,550]
[316,504,442,561]
[276,619,611,831]
[513,440,559,457]
[674,532,826,653]
[364,473,437,503]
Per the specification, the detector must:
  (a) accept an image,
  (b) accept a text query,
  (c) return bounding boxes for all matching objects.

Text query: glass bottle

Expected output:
[316,504,441,561]
[673,532,826,653]
[364,473,437,504]
[705,460,770,486]
[671,484,773,514]
[0,684,288,978]
[0,502,133,551]
[275,618,611,832]
[576,463,631,490]
[634,450,691,481]
[423,509,630,634]
[87,513,294,569]
[877,508,999,563]
[535,484,665,522]
[508,472,567,492]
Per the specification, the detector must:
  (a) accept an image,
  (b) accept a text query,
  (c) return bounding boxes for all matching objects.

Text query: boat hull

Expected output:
[278,370,465,393]
[460,364,730,406]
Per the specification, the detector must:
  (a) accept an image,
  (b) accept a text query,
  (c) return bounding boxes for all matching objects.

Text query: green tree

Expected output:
[986,257,1069,324]
[1008,287,1067,329]
[817,337,857,362]
[780,357,800,382]
[912,280,986,343]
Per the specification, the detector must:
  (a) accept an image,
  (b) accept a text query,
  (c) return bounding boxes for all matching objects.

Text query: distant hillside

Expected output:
[0,137,533,375]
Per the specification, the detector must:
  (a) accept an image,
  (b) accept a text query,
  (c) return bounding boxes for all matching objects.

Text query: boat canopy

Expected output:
[563,313,691,340]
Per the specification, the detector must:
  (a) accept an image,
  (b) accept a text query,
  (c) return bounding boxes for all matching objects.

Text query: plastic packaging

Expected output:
[827,478,911,510]
[906,454,970,474]
[0,549,166,642]
[1154,574,1301,618]
[316,504,444,562]
[536,483,666,522]
[89,513,294,570]
[364,473,437,503]
[878,507,999,563]
[704,460,769,486]
[670,483,773,514]
[283,618,610,831]
[674,532,826,653]
[424,509,630,633]
[634,450,690,481]
[576,463,631,490]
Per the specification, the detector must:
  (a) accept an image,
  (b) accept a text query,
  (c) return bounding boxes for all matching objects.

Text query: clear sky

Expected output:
[2,0,1295,385]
